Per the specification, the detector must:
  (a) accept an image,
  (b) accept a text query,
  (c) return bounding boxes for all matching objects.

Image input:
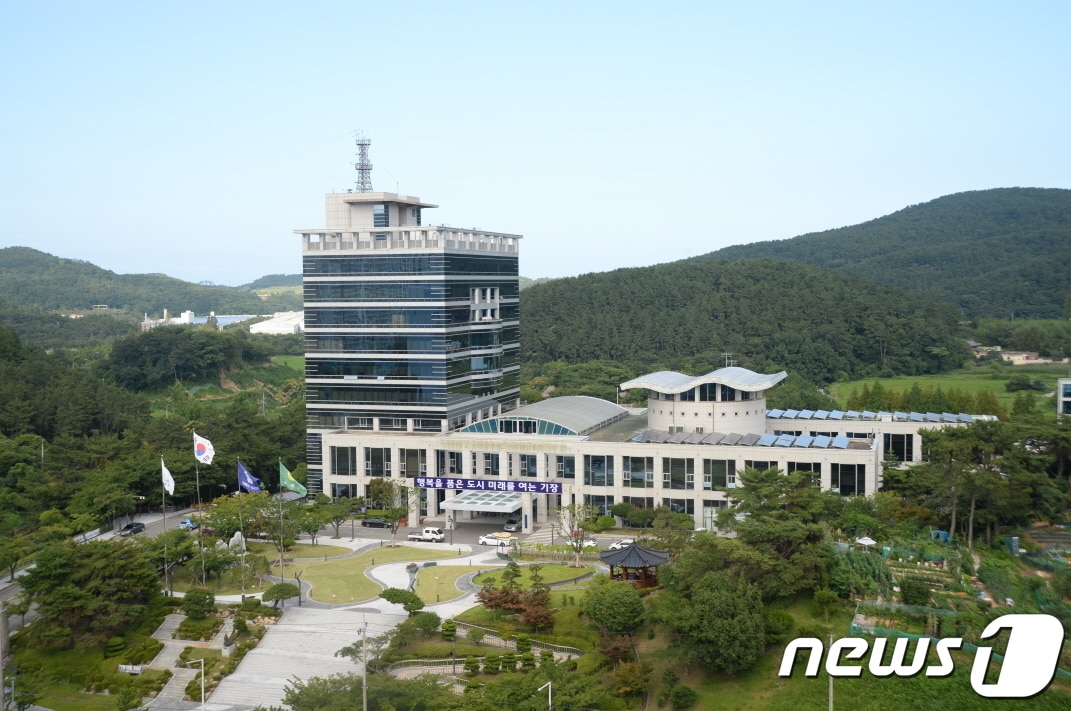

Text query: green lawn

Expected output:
[472,563,595,589]
[269,545,459,603]
[271,355,304,370]
[414,565,482,603]
[829,362,1067,414]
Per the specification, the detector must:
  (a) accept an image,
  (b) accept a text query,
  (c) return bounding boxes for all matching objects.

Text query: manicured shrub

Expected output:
[670,684,697,709]
[182,587,216,620]
[105,637,126,658]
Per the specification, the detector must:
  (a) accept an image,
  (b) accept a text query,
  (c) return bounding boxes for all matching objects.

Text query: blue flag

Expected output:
[237,461,262,493]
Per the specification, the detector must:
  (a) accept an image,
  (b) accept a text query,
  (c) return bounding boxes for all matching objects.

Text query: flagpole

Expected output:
[278,469,285,584]
[162,482,170,596]
[237,459,246,596]
[195,460,205,584]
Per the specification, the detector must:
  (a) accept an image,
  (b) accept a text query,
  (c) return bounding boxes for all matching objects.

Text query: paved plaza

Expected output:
[148,529,523,710]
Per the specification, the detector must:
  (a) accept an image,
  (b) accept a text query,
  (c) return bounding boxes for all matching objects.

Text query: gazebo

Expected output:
[599,542,670,589]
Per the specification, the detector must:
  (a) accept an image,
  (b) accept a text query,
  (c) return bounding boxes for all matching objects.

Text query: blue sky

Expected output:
[2,1,1068,286]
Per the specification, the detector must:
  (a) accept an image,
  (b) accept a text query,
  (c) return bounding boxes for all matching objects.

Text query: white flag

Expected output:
[161,458,175,495]
[193,432,215,465]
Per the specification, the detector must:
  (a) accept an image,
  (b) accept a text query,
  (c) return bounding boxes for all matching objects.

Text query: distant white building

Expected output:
[1059,378,1071,422]
[250,311,304,335]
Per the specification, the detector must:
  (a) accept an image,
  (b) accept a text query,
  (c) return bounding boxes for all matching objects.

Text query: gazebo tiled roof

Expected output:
[599,543,670,568]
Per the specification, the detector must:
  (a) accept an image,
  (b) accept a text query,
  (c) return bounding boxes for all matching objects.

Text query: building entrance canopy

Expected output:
[442,490,523,513]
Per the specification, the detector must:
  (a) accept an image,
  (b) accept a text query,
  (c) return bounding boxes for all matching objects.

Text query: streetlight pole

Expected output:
[184,658,205,710]
[538,681,552,709]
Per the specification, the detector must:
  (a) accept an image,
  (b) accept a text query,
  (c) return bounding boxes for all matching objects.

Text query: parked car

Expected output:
[479,532,517,546]
[178,517,199,530]
[361,517,389,528]
[503,517,521,532]
[119,522,145,537]
[608,538,635,550]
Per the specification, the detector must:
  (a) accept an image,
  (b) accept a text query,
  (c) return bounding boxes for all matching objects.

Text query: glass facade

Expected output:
[303,200,521,493]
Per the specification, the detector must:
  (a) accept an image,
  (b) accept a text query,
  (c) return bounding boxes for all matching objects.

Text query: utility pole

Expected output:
[1,604,7,711]
[362,619,369,711]
[828,633,834,711]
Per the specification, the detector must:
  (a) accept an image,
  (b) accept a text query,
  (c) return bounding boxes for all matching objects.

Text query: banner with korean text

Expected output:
[412,477,563,494]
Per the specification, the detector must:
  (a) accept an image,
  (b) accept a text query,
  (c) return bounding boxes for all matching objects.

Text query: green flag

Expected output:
[279,461,307,497]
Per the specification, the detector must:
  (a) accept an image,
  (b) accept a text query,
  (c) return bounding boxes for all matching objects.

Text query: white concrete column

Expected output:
[536,454,548,523]
[521,492,534,534]
[408,491,420,527]
[426,487,440,518]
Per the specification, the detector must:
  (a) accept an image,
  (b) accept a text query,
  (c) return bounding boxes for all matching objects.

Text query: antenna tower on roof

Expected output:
[722,352,737,368]
[353,133,373,192]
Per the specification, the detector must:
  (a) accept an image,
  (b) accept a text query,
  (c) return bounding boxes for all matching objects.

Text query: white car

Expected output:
[569,537,597,548]
[608,539,635,550]
[479,532,518,546]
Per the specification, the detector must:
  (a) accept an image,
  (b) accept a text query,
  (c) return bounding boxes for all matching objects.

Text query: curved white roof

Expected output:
[509,396,629,435]
[620,366,787,394]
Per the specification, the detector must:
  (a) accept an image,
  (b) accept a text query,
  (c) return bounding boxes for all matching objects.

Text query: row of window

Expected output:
[329,447,868,496]
[303,254,518,277]
[653,384,756,402]
[306,303,520,327]
[306,330,515,355]
[307,372,521,404]
[303,281,519,303]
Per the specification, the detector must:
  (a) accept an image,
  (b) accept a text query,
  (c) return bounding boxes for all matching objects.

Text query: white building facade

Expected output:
[320,366,986,533]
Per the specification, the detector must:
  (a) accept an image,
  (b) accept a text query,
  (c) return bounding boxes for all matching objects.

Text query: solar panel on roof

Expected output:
[767,409,784,418]
[669,432,689,443]
[757,434,777,446]
[846,410,859,418]
[722,433,743,445]
[960,413,974,423]
[909,412,923,422]
[832,436,850,449]
[800,410,815,419]
[775,435,794,447]
[684,433,705,444]
[795,435,814,447]
[894,411,908,420]
[942,413,957,422]
[861,411,876,418]
[830,411,844,420]
[784,409,800,418]
[702,432,725,444]
[926,413,940,422]
[815,410,829,419]
[740,433,761,446]
[813,435,831,448]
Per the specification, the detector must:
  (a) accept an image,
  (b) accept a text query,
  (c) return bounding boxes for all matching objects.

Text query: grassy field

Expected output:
[829,362,1068,413]
[268,545,460,603]
[270,354,304,370]
[471,563,595,588]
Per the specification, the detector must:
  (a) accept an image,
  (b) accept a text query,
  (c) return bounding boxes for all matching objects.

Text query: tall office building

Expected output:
[296,165,522,494]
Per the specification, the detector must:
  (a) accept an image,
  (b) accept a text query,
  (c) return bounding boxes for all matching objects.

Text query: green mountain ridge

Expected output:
[693,187,1071,320]
[0,246,279,315]
[520,258,970,386]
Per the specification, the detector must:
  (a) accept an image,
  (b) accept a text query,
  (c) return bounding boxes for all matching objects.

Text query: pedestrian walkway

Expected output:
[147,612,237,709]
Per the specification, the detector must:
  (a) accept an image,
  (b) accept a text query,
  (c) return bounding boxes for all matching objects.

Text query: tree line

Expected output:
[520,258,970,387]
[696,187,1071,320]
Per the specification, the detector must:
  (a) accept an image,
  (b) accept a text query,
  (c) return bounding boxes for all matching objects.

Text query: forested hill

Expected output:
[519,259,970,386]
[0,246,272,315]
[694,188,1071,320]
